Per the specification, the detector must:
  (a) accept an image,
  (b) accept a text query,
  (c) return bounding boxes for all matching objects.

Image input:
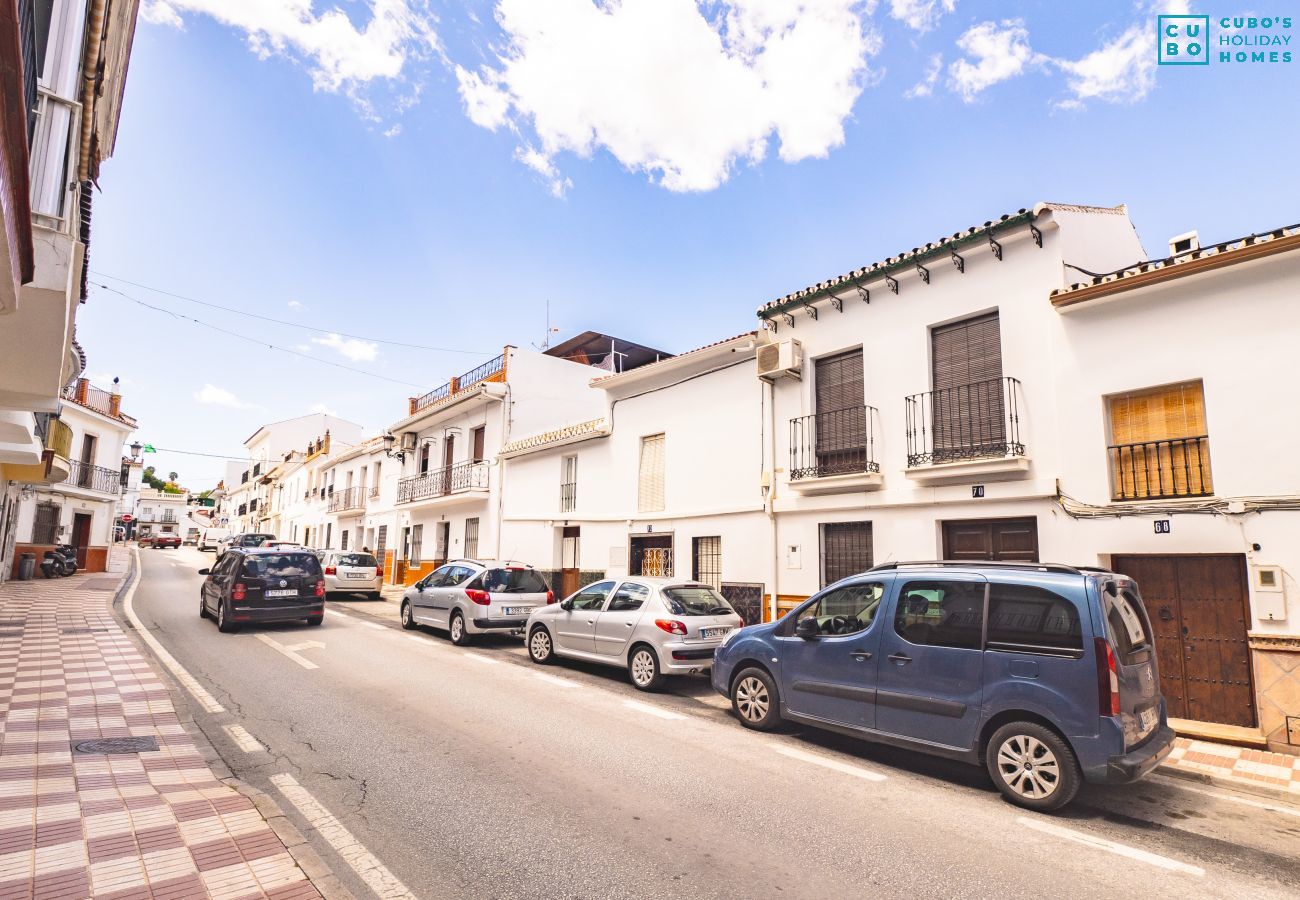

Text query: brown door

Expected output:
[441,435,455,493]
[560,526,580,597]
[942,517,1038,562]
[71,513,92,568]
[1110,554,1255,728]
[471,426,485,462]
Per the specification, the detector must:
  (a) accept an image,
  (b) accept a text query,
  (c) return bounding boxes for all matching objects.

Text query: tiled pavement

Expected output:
[0,553,322,899]
[1166,737,1300,796]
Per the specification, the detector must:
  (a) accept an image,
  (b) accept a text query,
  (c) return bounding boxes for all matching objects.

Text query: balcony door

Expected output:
[813,350,866,476]
[77,434,97,488]
[441,434,456,493]
[931,312,1004,461]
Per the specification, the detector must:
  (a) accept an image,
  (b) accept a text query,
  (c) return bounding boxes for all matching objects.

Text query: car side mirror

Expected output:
[415,583,424,592]
[560,598,574,611]
[197,568,210,576]
[794,617,819,639]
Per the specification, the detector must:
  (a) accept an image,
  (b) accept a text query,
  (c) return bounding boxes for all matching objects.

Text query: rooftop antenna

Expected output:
[532,299,561,351]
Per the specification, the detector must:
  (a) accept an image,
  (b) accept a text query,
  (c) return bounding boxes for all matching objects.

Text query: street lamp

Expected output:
[382,432,406,461]
[129,441,142,461]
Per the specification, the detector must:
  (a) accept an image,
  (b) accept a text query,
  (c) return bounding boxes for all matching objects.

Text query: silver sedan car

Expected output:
[525,578,743,691]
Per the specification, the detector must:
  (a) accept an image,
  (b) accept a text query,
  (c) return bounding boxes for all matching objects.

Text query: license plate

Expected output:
[265,589,297,598]
[504,606,531,616]
[346,572,367,579]
[701,627,732,639]
[1139,706,1158,736]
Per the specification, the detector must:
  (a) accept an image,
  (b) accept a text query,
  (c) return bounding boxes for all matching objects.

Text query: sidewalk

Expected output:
[0,550,323,899]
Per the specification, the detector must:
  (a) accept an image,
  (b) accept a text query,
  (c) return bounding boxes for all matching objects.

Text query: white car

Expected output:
[198,528,229,552]
[525,578,743,691]
[400,560,552,643]
[322,551,383,600]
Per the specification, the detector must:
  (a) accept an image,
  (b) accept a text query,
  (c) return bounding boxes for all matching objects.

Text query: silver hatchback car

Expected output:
[400,559,553,645]
[525,578,743,691]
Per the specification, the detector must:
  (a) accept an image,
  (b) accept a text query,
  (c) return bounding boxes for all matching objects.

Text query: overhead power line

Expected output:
[90,270,492,355]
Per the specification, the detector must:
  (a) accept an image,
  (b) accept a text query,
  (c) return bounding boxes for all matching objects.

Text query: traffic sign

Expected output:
[121,514,133,522]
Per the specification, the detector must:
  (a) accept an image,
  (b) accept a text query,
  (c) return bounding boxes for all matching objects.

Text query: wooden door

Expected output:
[560,526,580,597]
[71,513,92,568]
[1111,554,1255,728]
[441,435,455,493]
[942,518,1038,562]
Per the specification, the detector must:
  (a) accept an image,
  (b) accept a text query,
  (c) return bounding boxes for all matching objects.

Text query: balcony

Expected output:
[560,481,576,512]
[788,406,882,495]
[35,414,72,484]
[328,486,367,513]
[61,379,138,427]
[397,460,489,504]
[66,460,122,495]
[905,377,1029,484]
[409,354,506,415]
[1109,436,1212,501]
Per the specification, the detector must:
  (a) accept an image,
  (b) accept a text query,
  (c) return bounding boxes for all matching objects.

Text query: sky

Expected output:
[75,0,1300,489]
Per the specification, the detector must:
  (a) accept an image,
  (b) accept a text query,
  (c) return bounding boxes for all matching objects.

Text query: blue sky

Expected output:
[75,1,1299,488]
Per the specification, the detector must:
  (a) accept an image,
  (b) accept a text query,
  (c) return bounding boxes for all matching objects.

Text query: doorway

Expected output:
[941,517,1038,562]
[629,534,673,577]
[1110,554,1255,728]
[71,513,92,568]
[560,526,580,597]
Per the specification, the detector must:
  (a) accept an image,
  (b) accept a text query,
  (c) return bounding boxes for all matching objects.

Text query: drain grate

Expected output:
[73,737,160,755]
[60,627,110,635]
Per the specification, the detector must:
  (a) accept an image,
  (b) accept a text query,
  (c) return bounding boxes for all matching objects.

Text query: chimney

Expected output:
[75,377,89,403]
[1168,230,1199,256]
[108,393,121,419]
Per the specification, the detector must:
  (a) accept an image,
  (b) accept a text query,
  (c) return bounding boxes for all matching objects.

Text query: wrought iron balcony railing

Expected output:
[328,486,367,512]
[790,406,879,481]
[560,481,576,512]
[905,376,1024,467]
[410,354,506,414]
[67,460,122,494]
[397,460,489,503]
[1109,436,1212,501]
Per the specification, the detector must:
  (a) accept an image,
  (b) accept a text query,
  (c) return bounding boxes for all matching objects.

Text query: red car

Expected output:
[141,533,182,549]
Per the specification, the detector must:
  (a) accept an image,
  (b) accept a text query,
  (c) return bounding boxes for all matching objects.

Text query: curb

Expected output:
[1155,761,1300,805]
[111,548,356,900]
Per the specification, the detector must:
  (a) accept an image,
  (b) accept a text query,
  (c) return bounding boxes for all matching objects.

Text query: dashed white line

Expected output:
[271,773,415,899]
[224,724,265,753]
[1017,816,1205,876]
[623,699,685,721]
[360,621,389,631]
[775,746,887,782]
[530,671,579,689]
[465,654,500,665]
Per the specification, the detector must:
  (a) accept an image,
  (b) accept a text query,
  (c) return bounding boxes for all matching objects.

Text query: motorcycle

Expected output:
[39,545,78,578]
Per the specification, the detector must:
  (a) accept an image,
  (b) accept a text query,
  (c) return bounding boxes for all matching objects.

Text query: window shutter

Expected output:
[930,313,1005,458]
[1107,382,1212,498]
[931,312,1003,390]
[638,434,665,513]
[814,350,864,415]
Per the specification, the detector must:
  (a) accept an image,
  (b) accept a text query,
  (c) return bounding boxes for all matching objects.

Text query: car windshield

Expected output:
[241,534,276,546]
[338,554,377,567]
[662,586,734,617]
[481,568,549,594]
[242,554,321,579]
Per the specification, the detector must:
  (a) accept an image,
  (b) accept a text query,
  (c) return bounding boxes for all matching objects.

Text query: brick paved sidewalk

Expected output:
[0,553,322,899]
[1163,736,1300,796]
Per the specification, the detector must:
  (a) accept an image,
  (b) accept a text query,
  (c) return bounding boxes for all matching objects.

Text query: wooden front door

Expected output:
[1110,554,1255,728]
[71,513,92,568]
[560,526,580,597]
[942,517,1038,562]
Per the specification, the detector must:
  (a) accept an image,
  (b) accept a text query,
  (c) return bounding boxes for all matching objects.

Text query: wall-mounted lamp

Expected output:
[382,433,406,461]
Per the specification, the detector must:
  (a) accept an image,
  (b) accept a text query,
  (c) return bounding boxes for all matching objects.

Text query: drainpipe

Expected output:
[764,377,779,623]
[76,0,107,182]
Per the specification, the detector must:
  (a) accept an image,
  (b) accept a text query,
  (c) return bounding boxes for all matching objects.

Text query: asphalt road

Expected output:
[126,546,1300,899]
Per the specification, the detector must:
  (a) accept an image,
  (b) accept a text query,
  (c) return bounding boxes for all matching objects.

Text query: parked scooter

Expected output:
[39,545,78,578]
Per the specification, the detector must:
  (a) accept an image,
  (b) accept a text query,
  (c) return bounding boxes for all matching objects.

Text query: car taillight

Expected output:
[546,591,555,604]
[232,583,246,601]
[315,580,326,598]
[655,619,687,636]
[466,589,490,605]
[1095,637,1121,717]
[376,566,384,576]
[325,566,336,575]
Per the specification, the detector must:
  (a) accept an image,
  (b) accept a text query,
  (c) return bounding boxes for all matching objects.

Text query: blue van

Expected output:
[711,561,1176,811]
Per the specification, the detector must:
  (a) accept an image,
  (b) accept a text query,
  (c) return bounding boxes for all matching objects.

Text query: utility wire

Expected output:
[135,447,252,461]
[89,271,492,355]
[96,283,429,389]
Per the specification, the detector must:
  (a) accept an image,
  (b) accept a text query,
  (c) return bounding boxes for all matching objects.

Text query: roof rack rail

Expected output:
[867,560,1083,575]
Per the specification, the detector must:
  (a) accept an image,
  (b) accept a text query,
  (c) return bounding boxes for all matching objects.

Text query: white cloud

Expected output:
[889,0,956,33]
[383,123,403,138]
[947,19,1042,102]
[195,384,256,409]
[1054,1,1191,108]
[311,333,379,362]
[287,299,305,310]
[456,0,881,193]
[904,52,943,98]
[140,0,440,93]
[309,402,338,416]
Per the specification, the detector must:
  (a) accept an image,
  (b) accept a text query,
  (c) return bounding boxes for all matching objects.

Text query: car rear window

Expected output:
[1104,585,1151,663]
[337,554,377,567]
[661,585,734,617]
[242,554,322,579]
[240,534,276,546]
[987,583,1083,654]
[480,568,549,594]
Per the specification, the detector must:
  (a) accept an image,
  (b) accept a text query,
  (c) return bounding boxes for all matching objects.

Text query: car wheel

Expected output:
[306,615,323,627]
[986,721,1082,812]
[216,601,239,633]
[400,601,418,630]
[449,611,471,646]
[528,626,554,664]
[199,596,209,619]
[731,667,782,731]
[628,645,665,692]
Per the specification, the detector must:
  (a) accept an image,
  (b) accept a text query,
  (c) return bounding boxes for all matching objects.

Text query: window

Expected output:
[338,553,377,568]
[480,568,549,593]
[464,518,480,559]
[570,581,615,611]
[419,442,431,474]
[1107,382,1212,500]
[422,565,451,588]
[341,530,349,551]
[894,580,984,650]
[662,585,734,617]
[32,502,60,544]
[471,426,486,461]
[819,521,872,588]
[630,535,672,577]
[409,524,423,565]
[376,525,387,556]
[435,522,450,561]
[930,312,1006,461]
[794,581,885,636]
[607,582,649,612]
[692,536,722,590]
[560,455,577,513]
[987,583,1082,655]
[637,434,665,512]
[444,565,475,586]
[325,523,332,548]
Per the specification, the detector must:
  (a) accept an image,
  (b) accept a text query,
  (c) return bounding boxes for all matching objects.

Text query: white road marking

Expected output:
[1150,775,1300,820]
[122,549,226,713]
[224,724,265,753]
[623,700,685,721]
[271,773,415,899]
[255,634,325,670]
[530,671,579,689]
[465,654,500,665]
[360,621,388,631]
[1017,816,1205,876]
[776,746,888,782]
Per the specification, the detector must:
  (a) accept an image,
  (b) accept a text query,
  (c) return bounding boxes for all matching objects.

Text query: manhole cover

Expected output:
[73,737,160,755]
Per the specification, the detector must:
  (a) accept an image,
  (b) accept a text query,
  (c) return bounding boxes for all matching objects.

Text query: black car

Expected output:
[198,548,325,633]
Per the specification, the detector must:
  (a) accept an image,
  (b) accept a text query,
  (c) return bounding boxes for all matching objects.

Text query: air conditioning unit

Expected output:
[756,339,803,380]
[400,431,418,451]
